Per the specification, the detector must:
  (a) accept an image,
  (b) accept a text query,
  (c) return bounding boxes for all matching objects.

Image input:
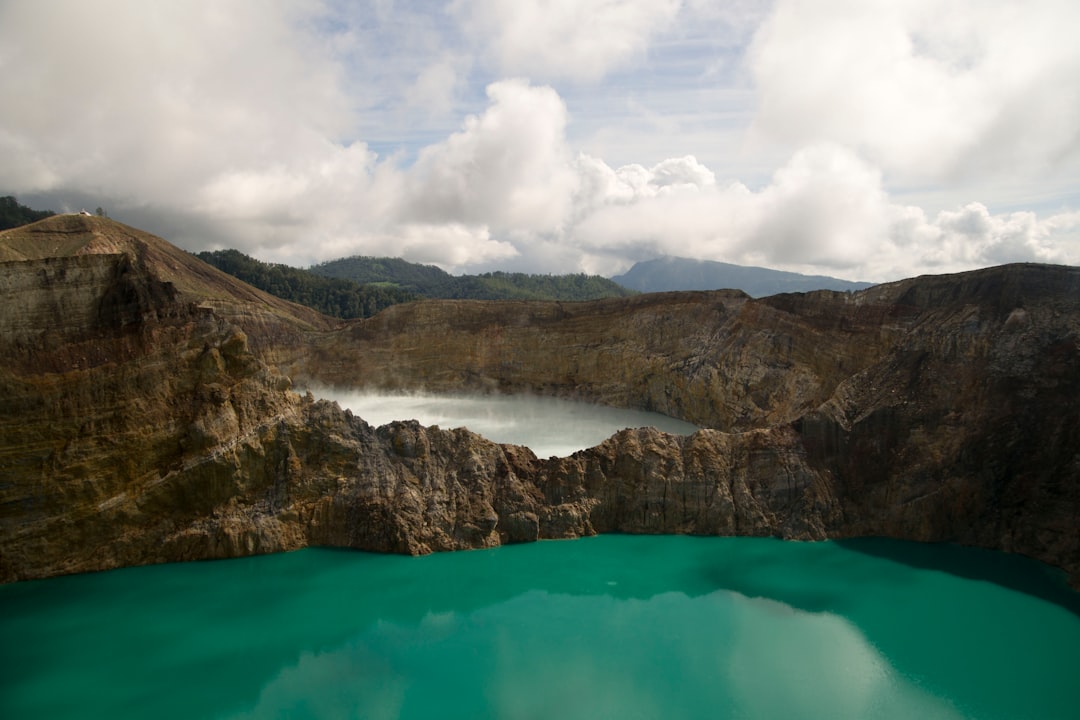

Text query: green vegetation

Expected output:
[196,249,417,319]
[201,250,634,318]
[312,255,635,301]
[0,196,55,230]
[427,271,636,301]
[312,255,450,291]
[2,196,631,312]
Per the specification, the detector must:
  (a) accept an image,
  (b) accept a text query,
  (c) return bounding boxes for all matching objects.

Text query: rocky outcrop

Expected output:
[1,216,1077,590]
[796,266,1080,583]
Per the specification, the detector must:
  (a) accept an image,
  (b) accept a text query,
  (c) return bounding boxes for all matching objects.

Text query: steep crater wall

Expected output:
[1,222,1077,592]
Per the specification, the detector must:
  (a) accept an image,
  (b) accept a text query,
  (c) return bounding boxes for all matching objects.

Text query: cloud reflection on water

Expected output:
[229,587,963,720]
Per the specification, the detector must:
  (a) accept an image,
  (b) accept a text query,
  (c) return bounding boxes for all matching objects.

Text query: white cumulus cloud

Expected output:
[452,0,682,82]
[0,0,353,202]
[0,0,1076,284]
[402,79,577,232]
[748,0,1080,183]
[559,143,1079,280]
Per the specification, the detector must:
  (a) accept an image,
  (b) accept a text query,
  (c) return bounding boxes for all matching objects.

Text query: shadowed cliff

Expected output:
[1,215,1077,590]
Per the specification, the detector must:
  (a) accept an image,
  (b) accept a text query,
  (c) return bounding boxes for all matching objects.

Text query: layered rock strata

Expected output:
[1,216,1077,590]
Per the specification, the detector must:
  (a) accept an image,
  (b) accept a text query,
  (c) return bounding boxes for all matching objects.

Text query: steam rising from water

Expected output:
[314,390,699,457]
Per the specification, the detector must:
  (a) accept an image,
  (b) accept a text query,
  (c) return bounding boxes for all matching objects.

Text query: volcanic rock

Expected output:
[1,215,1077,590]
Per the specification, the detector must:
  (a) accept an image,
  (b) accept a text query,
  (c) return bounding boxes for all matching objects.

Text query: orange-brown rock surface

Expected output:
[1,215,1077,589]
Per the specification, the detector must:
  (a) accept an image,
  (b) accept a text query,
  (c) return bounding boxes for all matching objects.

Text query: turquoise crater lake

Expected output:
[2,536,1078,719]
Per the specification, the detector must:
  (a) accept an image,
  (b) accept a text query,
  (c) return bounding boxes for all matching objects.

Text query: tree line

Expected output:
[201,249,636,318]
[0,196,55,230]
[311,255,635,301]
[196,249,418,319]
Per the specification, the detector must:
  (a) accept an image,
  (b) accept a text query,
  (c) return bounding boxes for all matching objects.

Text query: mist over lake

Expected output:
[316,390,700,457]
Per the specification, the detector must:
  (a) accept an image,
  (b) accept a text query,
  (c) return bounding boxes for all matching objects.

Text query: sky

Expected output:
[2,0,1078,282]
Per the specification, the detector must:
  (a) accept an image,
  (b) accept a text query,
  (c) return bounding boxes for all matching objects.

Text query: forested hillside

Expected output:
[196,249,417,319]
[311,255,450,290]
[0,196,55,230]
[427,271,635,300]
[312,255,635,301]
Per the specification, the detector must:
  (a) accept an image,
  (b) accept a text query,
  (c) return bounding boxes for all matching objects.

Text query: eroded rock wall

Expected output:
[797,265,1080,584]
[1,219,1078,589]
[299,289,896,431]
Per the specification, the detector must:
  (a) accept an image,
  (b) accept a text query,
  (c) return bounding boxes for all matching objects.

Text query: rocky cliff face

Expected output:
[1,216,1077,590]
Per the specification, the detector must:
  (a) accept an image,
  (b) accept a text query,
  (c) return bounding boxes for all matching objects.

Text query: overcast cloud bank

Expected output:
[1,0,1077,282]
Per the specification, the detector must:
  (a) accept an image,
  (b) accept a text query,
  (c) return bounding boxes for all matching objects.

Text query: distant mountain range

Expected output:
[610,256,873,297]
[312,253,871,302]
[200,250,872,319]
[3,200,869,301]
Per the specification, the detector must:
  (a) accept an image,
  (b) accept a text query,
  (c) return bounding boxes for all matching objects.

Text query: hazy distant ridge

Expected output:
[612,256,873,297]
[311,255,634,301]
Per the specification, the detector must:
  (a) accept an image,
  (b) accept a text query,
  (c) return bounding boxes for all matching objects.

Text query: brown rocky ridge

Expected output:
[1,215,1077,589]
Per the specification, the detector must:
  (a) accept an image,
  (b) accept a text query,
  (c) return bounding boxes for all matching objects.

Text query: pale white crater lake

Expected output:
[316,390,700,457]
